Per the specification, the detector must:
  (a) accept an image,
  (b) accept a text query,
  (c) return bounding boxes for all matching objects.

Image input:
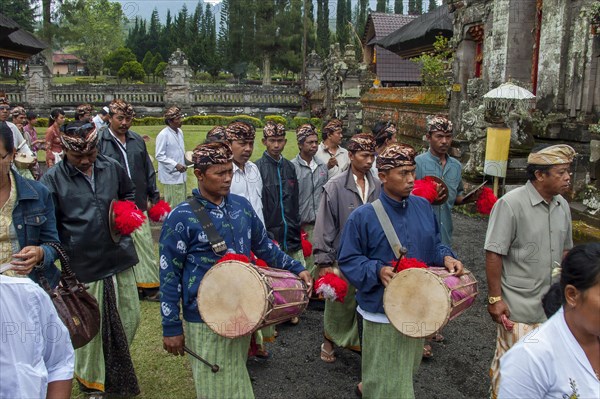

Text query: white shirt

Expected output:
[353,173,370,204]
[155,126,187,184]
[0,275,74,399]
[314,142,350,179]
[92,114,107,131]
[499,308,600,399]
[7,121,33,156]
[231,161,265,225]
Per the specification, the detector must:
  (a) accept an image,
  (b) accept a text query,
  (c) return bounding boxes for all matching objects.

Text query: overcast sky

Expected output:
[107,1,411,23]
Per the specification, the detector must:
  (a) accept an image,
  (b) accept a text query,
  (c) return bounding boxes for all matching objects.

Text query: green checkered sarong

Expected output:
[324,280,360,351]
[162,182,187,208]
[186,322,254,399]
[132,213,159,288]
[362,319,423,399]
[75,267,140,392]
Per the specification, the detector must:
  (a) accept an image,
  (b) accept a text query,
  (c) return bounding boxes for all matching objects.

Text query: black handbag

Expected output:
[37,242,101,349]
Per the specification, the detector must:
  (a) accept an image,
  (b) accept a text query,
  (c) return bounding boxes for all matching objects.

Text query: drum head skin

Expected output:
[384,268,451,338]
[198,261,268,338]
[184,151,194,166]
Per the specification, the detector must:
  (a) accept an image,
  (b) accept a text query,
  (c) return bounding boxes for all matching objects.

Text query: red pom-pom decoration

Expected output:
[216,253,250,264]
[148,200,171,222]
[391,257,428,273]
[300,230,313,258]
[476,187,498,215]
[250,252,269,269]
[314,273,348,303]
[412,178,438,204]
[113,200,146,235]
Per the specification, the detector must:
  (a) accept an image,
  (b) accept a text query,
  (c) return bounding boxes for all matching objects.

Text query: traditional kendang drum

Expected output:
[383,267,478,338]
[198,260,309,338]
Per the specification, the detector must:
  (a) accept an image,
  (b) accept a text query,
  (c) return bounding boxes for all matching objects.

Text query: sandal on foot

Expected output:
[255,349,271,360]
[422,344,433,359]
[431,333,445,342]
[320,343,336,363]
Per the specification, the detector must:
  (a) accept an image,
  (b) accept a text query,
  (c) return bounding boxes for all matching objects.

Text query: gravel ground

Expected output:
[247,212,495,399]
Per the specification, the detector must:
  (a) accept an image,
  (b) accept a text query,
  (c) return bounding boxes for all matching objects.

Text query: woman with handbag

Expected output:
[0,121,60,286]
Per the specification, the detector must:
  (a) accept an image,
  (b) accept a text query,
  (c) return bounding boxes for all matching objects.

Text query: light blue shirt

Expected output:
[415,150,464,246]
[0,276,74,399]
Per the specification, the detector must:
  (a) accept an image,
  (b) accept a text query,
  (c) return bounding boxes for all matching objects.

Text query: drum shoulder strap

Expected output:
[371,199,404,260]
[187,199,228,256]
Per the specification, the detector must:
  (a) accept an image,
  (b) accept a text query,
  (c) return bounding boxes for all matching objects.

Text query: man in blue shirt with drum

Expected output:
[159,141,311,399]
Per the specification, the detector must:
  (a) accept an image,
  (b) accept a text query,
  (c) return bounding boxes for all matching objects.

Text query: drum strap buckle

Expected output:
[187,199,228,256]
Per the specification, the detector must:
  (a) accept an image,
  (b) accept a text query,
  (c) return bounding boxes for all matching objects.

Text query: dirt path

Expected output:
[248,212,495,399]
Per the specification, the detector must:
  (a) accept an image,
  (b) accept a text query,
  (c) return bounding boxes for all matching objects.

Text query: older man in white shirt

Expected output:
[156,106,187,206]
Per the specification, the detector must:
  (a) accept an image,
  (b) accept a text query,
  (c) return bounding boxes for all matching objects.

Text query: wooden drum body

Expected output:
[197,260,309,338]
[383,267,478,338]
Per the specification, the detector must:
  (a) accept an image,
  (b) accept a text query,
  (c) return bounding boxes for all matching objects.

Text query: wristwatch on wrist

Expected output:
[488,296,502,304]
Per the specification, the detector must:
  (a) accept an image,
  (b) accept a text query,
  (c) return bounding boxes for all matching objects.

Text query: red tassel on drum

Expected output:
[249,252,269,269]
[412,177,438,204]
[300,229,312,258]
[315,273,348,303]
[216,253,250,264]
[148,200,171,222]
[476,187,498,215]
[390,257,428,273]
[113,200,146,235]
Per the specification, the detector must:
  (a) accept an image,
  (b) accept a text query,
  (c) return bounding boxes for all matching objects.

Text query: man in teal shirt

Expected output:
[415,115,477,247]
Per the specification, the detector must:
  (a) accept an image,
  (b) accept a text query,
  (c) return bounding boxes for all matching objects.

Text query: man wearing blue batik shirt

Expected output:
[159,141,312,399]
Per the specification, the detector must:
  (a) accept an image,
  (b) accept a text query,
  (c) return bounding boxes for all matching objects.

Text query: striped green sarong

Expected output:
[75,267,140,392]
[132,213,159,288]
[324,282,360,351]
[186,322,254,399]
[162,182,187,208]
[362,319,423,399]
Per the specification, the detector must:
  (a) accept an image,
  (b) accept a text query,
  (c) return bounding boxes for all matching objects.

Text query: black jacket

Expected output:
[41,154,139,283]
[255,152,301,252]
[97,127,159,210]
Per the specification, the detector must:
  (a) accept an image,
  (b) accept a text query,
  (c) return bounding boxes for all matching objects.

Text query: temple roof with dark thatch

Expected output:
[0,12,47,61]
[377,5,453,58]
[363,12,421,84]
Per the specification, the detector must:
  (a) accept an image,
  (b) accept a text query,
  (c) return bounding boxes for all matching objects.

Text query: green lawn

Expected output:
[39,125,302,197]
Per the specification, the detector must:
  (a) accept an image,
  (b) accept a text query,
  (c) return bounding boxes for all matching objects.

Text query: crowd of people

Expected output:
[0,91,597,399]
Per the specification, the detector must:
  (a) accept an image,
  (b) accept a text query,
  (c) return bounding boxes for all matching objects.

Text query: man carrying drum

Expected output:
[338,143,463,399]
[485,144,576,398]
[159,141,312,399]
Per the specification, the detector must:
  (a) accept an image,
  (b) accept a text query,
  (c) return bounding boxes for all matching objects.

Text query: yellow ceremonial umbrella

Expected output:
[482,82,536,195]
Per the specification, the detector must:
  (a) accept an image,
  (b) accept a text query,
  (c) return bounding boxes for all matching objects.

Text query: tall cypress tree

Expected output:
[395,0,404,14]
[428,0,437,11]
[376,0,387,12]
[356,0,369,34]
[416,0,423,14]
[336,0,348,47]
[316,0,329,57]
[408,0,416,15]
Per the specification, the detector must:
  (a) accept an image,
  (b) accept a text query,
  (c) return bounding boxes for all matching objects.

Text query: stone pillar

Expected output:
[536,0,570,112]
[305,51,323,93]
[24,54,52,109]
[164,49,193,108]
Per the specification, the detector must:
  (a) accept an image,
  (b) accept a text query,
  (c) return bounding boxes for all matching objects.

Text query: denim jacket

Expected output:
[10,170,60,287]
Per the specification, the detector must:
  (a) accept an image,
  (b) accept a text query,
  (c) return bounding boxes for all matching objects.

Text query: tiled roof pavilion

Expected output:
[363,12,422,84]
